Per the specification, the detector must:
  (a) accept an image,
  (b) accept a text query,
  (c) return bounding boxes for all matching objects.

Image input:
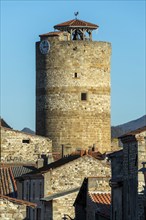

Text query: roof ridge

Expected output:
[54,18,98,29]
[0,194,37,207]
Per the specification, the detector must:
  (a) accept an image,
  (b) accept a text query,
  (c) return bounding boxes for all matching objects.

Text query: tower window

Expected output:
[75,73,77,78]
[81,93,87,101]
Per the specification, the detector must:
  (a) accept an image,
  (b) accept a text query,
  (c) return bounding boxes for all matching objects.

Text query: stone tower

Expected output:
[36,18,111,154]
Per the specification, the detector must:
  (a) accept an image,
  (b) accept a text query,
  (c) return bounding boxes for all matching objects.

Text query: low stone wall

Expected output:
[0,198,26,220]
[1,127,52,163]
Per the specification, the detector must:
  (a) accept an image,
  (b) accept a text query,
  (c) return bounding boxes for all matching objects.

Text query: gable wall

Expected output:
[44,155,111,195]
[1,127,52,163]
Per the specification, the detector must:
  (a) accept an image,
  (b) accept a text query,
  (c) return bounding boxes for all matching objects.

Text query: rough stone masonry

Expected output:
[36,26,112,154]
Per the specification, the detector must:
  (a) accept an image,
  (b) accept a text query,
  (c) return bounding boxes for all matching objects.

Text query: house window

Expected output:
[81,93,87,101]
[26,182,29,200]
[74,72,77,78]
[39,182,42,198]
[22,139,30,144]
[135,154,138,166]
[33,182,35,200]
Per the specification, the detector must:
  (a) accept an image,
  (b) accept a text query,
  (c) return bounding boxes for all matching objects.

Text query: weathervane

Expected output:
[74,11,79,20]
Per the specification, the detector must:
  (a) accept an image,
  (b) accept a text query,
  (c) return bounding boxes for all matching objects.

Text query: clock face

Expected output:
[39,40,50,54]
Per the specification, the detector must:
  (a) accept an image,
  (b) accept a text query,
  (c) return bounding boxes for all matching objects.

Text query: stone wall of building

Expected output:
[19,155,111,219]
[111,138,122,151]
[88,177,110,192]
[136,130,146,192]
[36,36,111,154]
[121,136,138,220]
[42,155,110,219]
[1,127,52,163]
[44,155,110,196]
[52,192,78,220]
[0,198,27,220]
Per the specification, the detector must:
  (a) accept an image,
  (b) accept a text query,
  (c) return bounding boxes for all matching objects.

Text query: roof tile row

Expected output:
[89,192,111,218]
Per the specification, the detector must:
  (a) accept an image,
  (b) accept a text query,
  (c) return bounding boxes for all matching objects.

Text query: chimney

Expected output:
[36,155,44,168]
[47,152,54,164]
[92,144,96,152]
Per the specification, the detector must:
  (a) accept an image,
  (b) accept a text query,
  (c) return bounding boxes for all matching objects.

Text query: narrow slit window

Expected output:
[75,73,77,78]
[81,93,87,101]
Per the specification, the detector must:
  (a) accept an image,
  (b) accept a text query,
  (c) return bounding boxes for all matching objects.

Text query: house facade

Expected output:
[1,126,52,163]
[74,177,111,220]
[17,152,111,219]
[108,126,146,220]
[0,194,36,220]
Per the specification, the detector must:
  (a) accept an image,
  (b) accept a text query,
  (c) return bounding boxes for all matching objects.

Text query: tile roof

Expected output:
[39,31,63,37]
[119,126,146,138]
[23,154,81,176]
[11,165,38,178]
[0,167,17,197]
[54,19,98,30]
[107,149,123,158]
[0,165,37,197]
[42,187,80,201]
[0,118,12,129]
[89,192,111,219]
[22,150,105,176]
[0,194,37,208]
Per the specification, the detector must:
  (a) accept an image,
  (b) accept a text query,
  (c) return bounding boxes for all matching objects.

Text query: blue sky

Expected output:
[1,0,145,131]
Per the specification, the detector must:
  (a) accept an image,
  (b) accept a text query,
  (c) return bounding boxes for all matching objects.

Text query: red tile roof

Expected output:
[0,194,37,208]
[89,192,111,218]
[0,166,17,197]
[54,19,98,30]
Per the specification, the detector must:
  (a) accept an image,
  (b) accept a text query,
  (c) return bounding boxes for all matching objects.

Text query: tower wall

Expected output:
[36,37,111,153]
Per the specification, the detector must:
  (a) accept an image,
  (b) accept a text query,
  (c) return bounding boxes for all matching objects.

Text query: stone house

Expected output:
[108,126,146,220]
[0,194,36,220]
[1,125,52,163]
[74,177,111,220]
[0,164,38,199]
[139,162,146,220]
[16,150,111,219]
[120,126,146,192]
[108,150,124,220]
